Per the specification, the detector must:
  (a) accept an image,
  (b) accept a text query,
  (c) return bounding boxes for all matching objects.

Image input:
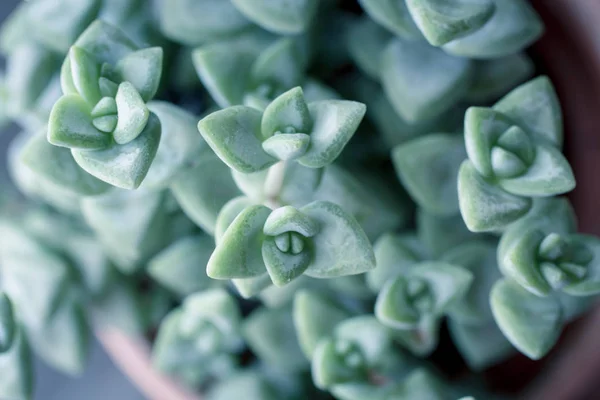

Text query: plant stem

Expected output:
[264,161,286,209]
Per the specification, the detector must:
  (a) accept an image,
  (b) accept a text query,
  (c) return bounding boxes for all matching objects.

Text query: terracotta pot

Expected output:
[96,2,600,399]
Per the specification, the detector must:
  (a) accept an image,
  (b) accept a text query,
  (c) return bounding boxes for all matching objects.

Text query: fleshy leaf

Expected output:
[312,338,366,389]
[143,101,207,189]
[490,279,562,360]
[115,47,163,102]
[27,0,102,53]
[465,53,534,103]
[243,307,307,370]
[263,206,320,237]
[262,236,312,286]
[261,87,312,137]
[293,290,351,358]
[199,106,277,173]
[72,112,161,189]
[0,326,33,400]
[393,134,465,216]
[406,0,495,46]
[215,197,256,245]
[48,94,112,150]
[21,132,110,196]
[346,17,392,80]
[367,233,423,292]
[250,38,304,93]
[297,100,366,168]
[68,46,101,104]
[417,210,476,258]
[458,161,531,232]
[232,274,273,299]
[73,20,137,66]
[262,133,311,161]
[443,0,544,59]
[113,82,150,145]
[0,293,15,353]
[494,76,563,148]
[381,37,472,122]
[148,236,216,297]
[464,105,517,179]
[564,235,600,296]
[207,205,271,279]
[375,276,421,329]
[498,143,575,197]
[192,44,254,108]
[231,0,319,34]
[301,201,376,278]
[158,0,252,46]
[357,0,421,38]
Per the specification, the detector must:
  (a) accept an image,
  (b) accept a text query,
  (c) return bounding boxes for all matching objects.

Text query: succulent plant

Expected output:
[0,1,595,400]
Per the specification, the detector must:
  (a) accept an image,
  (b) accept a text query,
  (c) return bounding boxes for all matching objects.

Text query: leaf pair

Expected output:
[47,21,164,189]
[199,87,366,173]
[208,201,375,292]
[192,36,307,109]
[458,77,573,232]
[153,290,242,376]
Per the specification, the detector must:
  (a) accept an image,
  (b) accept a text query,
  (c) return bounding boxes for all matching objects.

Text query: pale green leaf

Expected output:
[231,0,319,34]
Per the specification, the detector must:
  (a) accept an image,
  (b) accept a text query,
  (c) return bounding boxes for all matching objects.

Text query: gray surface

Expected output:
[1,2,145,399]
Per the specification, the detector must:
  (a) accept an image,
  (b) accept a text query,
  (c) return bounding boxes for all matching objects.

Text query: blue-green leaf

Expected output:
[393,134,465,216]
[357,0,421,38]
[72,112,161,189]
[113,82,150,145]
[0,293,15,353]
[0,325,33,400]
[199,106,277,173]
[297,100,366,168]
[458,161,531,232]
[68,46,102,105]
[381,37,472,122]
[491,279,562,360]
[443,0,544,59]
[207,205,271,279]
[48,94,111,150]
[231,0,319,34]
[115,47,163,102]
[73,20,137,66]
[302,201,376,278]
[346,17,392,80]
[261,87,312,138]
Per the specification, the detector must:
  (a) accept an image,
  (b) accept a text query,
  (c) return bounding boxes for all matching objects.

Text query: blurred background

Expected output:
[0,1,144,399]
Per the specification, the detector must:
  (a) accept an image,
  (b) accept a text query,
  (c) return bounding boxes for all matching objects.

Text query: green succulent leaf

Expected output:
[261,87,312,138]
[458,161,532,232]
[113,82,150,145]
[448,319,514,371]
[232,274,273,299]
[312,337,367,389]
[72,112,161,189]
[243,306,307,370]
[262,134,311,161]
[406,0,496,46]
[357,0,421,38]
[346,17,392,80]
[67,46,102,105]
[417,210,477,258]
[250,38,304,94]
[27,0,102,53]
[466,53,534,103]
[262,236,312,286]
[0,293,15,353]
[170,154,242,235]
[21,131,110,196]
[114,47,163,102]
[231,0,319,34]
[207,372,279,400]
[367,233,423,292]
[301,201,376,278]
[192,44,254,108]
[199,106,277,173]
[143,101,207,189]
[443,0,544,59]
[215,197,256,245]
[158,0,252,46]
[490,279,562,360]
[493,76,563,148]
[392,134,465,216]
[207,205,271,279]
[0,325,33,400]
[28,295,90,376]
[381,37,472,122]
[297,100,366,168]
[496,142,575,197]
[48,94,112,150]
[563,235,600,296]
[148,235,216,297]
[293,289,351,359]
[384,369,448,400]
[73,20,137,66]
